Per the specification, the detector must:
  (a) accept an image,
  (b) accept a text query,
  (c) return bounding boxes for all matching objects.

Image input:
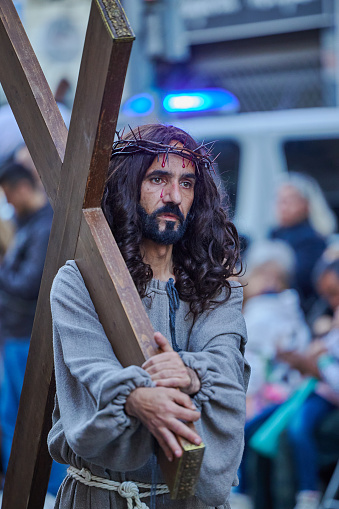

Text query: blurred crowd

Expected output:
[233,173,339,509]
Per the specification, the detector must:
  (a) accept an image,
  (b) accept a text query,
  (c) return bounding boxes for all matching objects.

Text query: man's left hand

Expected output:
[142,332,201,395]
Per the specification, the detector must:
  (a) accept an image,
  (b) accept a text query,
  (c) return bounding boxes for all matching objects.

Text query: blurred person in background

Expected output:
[0,161,66,498]
[279,259,339,389]
[270,172,337,317]
[243,239,310,419]
[277,257,339,509]
[309,242,339,336]
[233,240,310,509]
[0,214,13,264]
[14,144,46,191]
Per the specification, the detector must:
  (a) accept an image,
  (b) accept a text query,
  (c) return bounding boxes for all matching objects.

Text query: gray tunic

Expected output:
[48,260,249,509]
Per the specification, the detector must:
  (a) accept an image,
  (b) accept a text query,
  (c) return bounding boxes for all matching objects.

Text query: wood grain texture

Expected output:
[76,208,158,367]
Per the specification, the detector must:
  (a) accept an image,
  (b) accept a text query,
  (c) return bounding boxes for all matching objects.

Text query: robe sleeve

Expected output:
[49,261,155,470]
[179,285,250,507]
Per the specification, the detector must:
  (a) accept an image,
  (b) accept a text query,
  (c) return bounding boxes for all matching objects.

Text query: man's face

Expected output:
[139,142,196,245]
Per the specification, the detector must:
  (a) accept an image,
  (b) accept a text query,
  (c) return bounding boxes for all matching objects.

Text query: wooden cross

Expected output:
[0,1,204,507]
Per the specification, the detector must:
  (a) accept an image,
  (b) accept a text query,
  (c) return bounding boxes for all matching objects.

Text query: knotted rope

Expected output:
[67,466,169,509]
[166,277,181,352]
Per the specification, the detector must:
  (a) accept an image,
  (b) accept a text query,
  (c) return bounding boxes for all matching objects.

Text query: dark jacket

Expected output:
[271,220,326,312]
[0,202,53,338]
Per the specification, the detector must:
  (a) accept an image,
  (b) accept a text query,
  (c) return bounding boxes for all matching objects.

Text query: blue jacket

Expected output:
[0,202,53,338]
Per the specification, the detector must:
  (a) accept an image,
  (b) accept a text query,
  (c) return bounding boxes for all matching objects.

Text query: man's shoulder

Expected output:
[216,281,243,303]
[56,259,82,279]
[188,282,247,349]
[195,282,244,324]
[51,260,84,296]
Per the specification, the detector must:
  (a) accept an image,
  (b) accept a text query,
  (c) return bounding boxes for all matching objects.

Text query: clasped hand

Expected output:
[125,332,202,461]
[143,332,200,394]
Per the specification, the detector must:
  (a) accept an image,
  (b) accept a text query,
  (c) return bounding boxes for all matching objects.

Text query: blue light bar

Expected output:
[163,88,239,114]
[123,93,154,116]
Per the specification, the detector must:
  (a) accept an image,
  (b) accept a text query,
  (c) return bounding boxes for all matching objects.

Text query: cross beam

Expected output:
[0,1,136,507]
[0,1,204,507]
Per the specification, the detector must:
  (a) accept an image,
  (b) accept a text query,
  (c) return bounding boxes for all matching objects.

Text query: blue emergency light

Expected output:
[122,93,154,116]
[163,88,239,113]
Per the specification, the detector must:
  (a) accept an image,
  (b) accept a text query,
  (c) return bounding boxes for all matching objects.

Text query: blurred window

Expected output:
[284,138,339,222]
[156,30,326,112]
[206,139,240,217]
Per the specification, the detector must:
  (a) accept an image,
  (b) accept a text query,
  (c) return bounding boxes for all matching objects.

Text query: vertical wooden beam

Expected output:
[76,209,157,367]
[1,2,134,508]
[1,0,204,502]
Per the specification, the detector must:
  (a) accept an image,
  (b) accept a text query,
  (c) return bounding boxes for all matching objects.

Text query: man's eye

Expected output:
[181,181,193,189]
[150,177,163,184]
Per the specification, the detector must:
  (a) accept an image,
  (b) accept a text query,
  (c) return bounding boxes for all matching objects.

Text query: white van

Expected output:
[174,107,339,242]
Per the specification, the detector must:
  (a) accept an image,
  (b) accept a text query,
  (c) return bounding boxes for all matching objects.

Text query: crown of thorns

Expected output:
[110,128,218,173]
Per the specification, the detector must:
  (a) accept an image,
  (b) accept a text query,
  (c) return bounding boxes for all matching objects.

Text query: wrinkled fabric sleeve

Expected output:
[179,285,249,507]
[49,261,155,470]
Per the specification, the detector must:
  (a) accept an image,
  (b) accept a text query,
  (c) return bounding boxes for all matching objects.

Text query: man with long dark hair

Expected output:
[48,124,249,509]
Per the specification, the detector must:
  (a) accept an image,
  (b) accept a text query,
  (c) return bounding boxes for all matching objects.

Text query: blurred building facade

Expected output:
[0,0,91,107]
[126,0,338,113]
[1,0,338,114]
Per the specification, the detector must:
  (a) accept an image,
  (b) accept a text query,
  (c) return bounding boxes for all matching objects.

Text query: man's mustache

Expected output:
[153,204,184,223]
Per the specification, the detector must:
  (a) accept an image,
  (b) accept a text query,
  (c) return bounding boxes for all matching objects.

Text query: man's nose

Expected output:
[163,181,181,205]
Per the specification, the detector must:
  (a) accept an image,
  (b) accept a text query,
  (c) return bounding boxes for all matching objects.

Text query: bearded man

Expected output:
[48,124,250,509]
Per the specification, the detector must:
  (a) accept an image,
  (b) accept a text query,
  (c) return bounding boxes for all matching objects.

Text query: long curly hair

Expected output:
[102,124,241,320]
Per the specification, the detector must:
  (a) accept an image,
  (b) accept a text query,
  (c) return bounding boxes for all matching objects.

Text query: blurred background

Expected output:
[2,1,339,509]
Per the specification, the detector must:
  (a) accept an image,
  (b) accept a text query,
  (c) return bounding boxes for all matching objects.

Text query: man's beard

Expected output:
[137,204,189,245]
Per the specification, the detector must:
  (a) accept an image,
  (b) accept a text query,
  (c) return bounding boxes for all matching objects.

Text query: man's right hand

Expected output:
[125,386,202,462]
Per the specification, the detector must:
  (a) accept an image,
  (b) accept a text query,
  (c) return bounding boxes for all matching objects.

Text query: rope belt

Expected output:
[67,466,169,509]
